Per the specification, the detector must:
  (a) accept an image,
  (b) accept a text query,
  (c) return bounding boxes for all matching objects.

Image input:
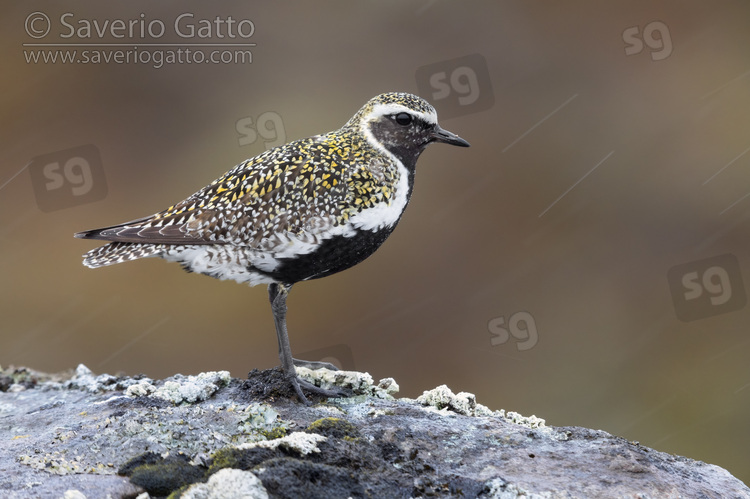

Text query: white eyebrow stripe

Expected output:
[367,103,438,125]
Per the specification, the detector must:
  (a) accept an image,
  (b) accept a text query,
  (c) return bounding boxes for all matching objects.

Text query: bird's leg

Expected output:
[268,282,304,401]
[268,283,347,404]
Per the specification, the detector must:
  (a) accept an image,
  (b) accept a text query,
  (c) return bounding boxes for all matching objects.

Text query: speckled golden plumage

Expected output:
[76,94,430,257]
[147,129,399,245]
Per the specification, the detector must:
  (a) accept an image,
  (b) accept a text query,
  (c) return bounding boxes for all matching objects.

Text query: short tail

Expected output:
[81,242,163,268]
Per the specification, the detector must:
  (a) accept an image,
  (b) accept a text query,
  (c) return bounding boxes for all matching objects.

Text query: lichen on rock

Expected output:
[295,366,400,399]
[236,432,327,456]
[1,365,748,499]
[125,371,231,405]
[416,384,495,417]
[179,468,269,499]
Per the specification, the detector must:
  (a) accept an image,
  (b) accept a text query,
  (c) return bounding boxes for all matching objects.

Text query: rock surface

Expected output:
[0,364,748,499]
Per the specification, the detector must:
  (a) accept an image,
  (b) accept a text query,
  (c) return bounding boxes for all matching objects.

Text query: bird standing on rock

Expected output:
[75,92,470,404]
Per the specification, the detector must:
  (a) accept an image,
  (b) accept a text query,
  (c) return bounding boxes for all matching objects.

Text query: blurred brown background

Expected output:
[2,0,749,484]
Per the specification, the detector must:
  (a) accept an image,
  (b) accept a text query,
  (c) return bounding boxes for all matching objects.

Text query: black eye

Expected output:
[394,112,412,126]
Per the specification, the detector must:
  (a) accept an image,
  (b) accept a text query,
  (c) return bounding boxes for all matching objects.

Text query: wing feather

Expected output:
[75,133,355,247]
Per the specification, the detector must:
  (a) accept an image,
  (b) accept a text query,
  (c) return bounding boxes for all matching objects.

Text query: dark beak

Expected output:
[430,125,470,147]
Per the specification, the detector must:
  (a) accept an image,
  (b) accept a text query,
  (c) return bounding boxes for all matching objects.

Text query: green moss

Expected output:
[305,417,360,439]
[166,484,193,499]
[207,447,244,475]
[259,426,288,440]
[118,451,161,476]
[206,445,282,477]
[122,454,204,496]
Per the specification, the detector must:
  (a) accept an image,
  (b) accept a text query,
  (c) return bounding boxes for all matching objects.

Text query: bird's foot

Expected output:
[287,373,310,405]
[297,377,349,399]
[285,371,349,406]
[292,358,340,371]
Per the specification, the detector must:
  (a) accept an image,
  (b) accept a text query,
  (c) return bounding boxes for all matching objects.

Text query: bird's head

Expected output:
[347,92,470,168]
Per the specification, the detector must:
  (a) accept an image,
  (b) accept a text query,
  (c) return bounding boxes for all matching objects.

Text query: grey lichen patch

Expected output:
[111,402,287,455]
[415,385,552,432]
[416,384,495,417]
[15,395,287,480]
[237,403,287,439]
[377,377,400,396]
[124,380,156,398]
[295,367,399,399]
[18,451,115,476]
[482,477,553,498]
[63,364,149,393]
[179,468,269,499]
[498,409,547,430]
[125,371,231,405]
[236,432,327,456]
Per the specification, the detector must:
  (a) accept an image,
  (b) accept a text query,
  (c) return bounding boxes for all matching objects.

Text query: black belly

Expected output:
[253,226,397,284]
